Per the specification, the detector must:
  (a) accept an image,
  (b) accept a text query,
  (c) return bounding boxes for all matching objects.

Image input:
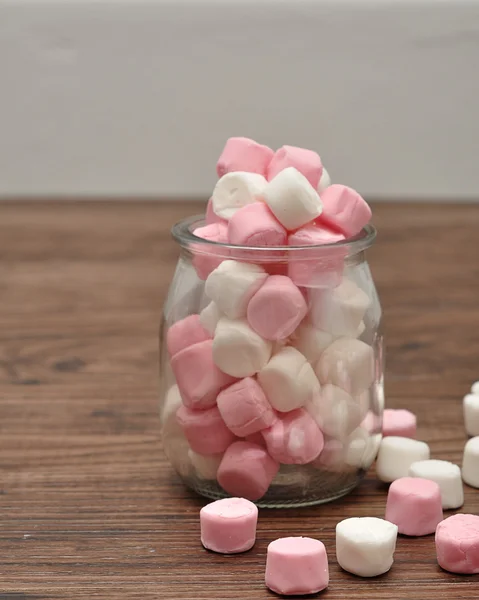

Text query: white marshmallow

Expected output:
[309,279,370,337]
[344,427,370,468]
[408,459,464,509]
[161,385,183,435]
[362,432,382,469]
[164,435,192,478]
[199,301,223,335]
[213,317,272,378]
[306,384,365,439]
[291,321,365,365]
[212,171,267,220]
[262,167,322,231]
[188,450,223,480]
[258,347,320,413]
[471,381,479,395]
[376,436,430,483]
[317,167,331,193]
[464,393,479,436]
[205,260,267,320]
[336,517,398,577]
[161,387,192,477]
[462,436,479,488]
[315,338,375,397]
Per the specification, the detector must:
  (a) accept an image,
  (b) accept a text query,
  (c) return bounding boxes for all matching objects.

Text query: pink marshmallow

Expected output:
[385,477,443,536]
[267,145,323,189]
[171,340,236,410]
[435,514,479,574]
[383,409,417,439]
[192,222,229,280]
[247,275,308,341]
[166,314,211,358]
[205,197,226,225]
[288,223,346,288]
[318,184,372,237]
[262,409,324,465]
[216,137,274,178]
[265,537,329,596]
[176,404,236,455]
[200,497,258,554]
[217,377,277,437]
[228,202,287,247]
[217,441,279,501]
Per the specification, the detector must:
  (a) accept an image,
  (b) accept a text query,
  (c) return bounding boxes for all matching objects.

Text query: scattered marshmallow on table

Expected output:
[262,167,323,231]
[262,408,324,465]
[462,436,479,488]
[435,514,479,574]
[267,145,323,189]
[265,537,329,596]
[205,259,267,320]
[189,450,223,480]
[199,301,223,335]
[258,347,320,412]
[336,517,398,577]
[317,166,331,193]
[176,404,237,455]
[385,477,443,536]
[376,436,430,483]
[217,440,279,501]
[408,459,464,509]
[315,338,375,397]
[318,184,372,237]
[192,222,229,280]
[309,278,370,337]
[171,339,236,410]
[247,275,308,341]
[200,497,258,554]
[471,381,479,395]
[212,172,267,220]
[166,314,211,358]
[216,137,274,178]
[213,317,272,377]
[382,408,417,439]
[217,377,277,437]
[306,384,366,439]
[463,393,479,436]
[228,202,287,247]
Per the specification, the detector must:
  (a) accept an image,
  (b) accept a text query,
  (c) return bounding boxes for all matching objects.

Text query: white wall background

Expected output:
[1,0,479,200]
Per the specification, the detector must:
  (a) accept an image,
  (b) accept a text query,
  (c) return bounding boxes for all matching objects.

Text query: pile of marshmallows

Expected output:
[164,137,377,501]
[195,382,479,596]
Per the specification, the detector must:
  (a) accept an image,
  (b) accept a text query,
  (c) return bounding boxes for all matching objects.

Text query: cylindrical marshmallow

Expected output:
[376,436,430,483]
[471,381,479,395]
[247,275,308,341]
[463,393,479,436]
[267,145,323,189]
[199,301,223,336]
[171,339,236,409]
[315,338,375,397]
[382,408,417,439]
[205,197,225,225]
[217,377,277,437]
[290,323,336,364]
[385,477,443,536]
[258,347,320,412]
[176,405,237,455]
[212,172,267,220]
[166,314,211,358]
[216,137,274,178]
[161,384,184,433]
[317,166,331,193]
[265,537,329,596]
[228,202,287,247]
[336,517,398,577]
[435,514,479,574]
[462,436,479,488]
[217,441,279,501]
[306,384,366,439]
[213,318,273,378]
[262,408,324,465]
[192,222,229,280]
[318,184,372,237]
[205,259,268,320]
[309,278,370,337]
[262,167,323,231]
[200,497,258,554]
[189,450,223,480]
[408,459,464,509]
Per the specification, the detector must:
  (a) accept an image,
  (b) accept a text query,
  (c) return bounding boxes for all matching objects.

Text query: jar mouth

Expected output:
[172,214,377,256]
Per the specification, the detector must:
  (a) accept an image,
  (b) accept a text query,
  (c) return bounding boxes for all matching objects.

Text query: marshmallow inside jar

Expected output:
[159,141,382,507]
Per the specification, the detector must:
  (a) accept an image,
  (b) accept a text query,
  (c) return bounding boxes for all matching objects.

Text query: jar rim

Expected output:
[172,214,377,255]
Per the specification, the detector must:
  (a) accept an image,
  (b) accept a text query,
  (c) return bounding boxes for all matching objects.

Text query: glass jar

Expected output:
[159,215,383,507]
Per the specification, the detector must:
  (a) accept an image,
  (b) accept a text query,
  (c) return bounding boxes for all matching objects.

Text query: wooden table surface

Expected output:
[2,201,479,599]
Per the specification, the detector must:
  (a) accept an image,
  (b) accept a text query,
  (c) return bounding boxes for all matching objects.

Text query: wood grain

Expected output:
[1,200,479,599]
